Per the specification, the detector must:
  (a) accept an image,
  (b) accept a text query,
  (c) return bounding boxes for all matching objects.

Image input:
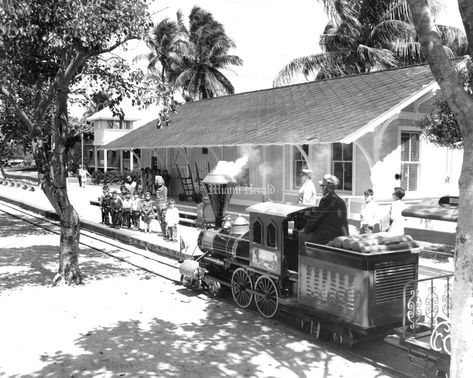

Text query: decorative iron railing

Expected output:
[402,274,453,356]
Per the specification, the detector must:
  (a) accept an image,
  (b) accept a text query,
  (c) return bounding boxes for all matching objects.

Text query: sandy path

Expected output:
[0,209,393,378]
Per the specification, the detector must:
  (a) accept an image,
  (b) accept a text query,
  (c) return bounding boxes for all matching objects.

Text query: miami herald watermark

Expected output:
[206,184,276,196]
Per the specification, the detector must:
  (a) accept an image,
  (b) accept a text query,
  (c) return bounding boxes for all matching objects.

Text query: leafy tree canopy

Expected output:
[417,60,472,149]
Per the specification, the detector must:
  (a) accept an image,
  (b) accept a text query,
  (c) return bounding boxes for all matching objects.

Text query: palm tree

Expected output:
[135,11,188,83]
[274,0,467,86]
[176,6,243,100]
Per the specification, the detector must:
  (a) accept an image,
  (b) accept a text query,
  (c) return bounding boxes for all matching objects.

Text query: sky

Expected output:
[124,0,328,93]
[121,0,464,94]
[74,0,465,118]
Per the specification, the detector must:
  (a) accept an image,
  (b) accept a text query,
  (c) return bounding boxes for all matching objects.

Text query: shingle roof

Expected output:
[103,63,437,149]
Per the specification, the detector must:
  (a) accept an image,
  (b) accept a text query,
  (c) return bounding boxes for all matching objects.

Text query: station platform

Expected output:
[0,180,201,261]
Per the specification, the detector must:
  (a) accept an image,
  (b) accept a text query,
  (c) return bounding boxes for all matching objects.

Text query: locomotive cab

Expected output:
[246,202,314,279]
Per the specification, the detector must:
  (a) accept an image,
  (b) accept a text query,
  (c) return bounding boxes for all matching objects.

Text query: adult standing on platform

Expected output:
[77,164,88,188]
[297,169,316,206]
[299,174,348,246]
[155,175,168,238]
[123,175,136,194]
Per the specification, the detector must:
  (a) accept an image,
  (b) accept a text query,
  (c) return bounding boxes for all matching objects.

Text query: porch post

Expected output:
[104,149,108,172]
[94,146,98,171]
[120,150,123,173]
[130,149,134,171]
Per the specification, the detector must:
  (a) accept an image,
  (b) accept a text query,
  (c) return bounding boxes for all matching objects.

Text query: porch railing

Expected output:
[402,273,454,357]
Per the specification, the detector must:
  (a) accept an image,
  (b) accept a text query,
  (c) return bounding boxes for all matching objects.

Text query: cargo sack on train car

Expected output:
[328,233,419,254]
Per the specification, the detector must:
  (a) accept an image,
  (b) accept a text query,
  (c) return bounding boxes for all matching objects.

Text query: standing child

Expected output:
[99,185,111,225]
[110,190,123,228]
[121,191,133,228]
[131,191,142,230]
[165,199,180,242]
[140,192,155,233]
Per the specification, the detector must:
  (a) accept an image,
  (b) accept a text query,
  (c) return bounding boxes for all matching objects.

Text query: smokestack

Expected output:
[203,172,236,228]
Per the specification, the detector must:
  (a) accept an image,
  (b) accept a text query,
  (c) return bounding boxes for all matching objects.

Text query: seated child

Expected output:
[98,185,111,225]
[121,191,132,228]
[140,192,155,233]
[131,191,141,230]
[165,199,180,242]
[359,188,379,234]
[110,190,123,228]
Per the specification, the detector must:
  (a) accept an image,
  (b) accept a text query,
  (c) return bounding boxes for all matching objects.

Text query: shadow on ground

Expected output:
[0,245,145,291]
[29,301,386,378]
[0,212,48,238]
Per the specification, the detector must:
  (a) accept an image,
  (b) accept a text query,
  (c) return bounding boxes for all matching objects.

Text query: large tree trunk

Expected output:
[32,81,83,286]
[452,141,473,377]
[406,1,473,376]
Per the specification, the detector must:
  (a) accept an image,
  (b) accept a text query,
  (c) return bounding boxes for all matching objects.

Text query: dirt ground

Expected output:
[0,207,395,378]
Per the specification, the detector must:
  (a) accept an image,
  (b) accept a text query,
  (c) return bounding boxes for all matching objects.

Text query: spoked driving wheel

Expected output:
[231,268,253,308]
[254,275,279,318]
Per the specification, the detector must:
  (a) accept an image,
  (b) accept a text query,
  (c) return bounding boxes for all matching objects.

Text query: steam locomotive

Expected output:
[179,171,419,346]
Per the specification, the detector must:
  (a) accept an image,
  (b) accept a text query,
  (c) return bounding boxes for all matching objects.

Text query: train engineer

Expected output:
[299,173,348,246]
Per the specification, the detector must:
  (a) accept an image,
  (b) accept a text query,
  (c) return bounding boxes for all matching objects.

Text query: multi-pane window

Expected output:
[400,131,420,191]
[107,120,132,129]
[332,143,353,191]
[293,144,309,189]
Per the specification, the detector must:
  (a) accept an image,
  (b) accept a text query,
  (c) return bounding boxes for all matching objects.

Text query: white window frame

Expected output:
[399,127,422,193]
[291,144,309,190]
[331,142,354,194]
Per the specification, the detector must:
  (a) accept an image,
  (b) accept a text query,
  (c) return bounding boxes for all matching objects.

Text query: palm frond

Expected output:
[356,44,397,68]
[392,41,423,64]
[370,19,416,46]
[273,53,330,87]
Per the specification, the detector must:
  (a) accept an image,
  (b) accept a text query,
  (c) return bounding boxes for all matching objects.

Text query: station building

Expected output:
[91,62,463,218]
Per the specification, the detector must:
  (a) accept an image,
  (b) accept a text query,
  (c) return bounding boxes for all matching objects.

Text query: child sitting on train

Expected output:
[121,191,133,229]
[110,190,123,228]
[165,199,180,242]
[98,185,111,225]
[131,191,141,231]
[359,188,379,234]
[140,192,155,233]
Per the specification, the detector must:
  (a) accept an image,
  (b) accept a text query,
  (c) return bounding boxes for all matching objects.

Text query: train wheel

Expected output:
[231,268,253,308]
[254,275,279,318]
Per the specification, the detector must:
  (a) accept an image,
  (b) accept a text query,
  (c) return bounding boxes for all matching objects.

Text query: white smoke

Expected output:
[211,155,249,181]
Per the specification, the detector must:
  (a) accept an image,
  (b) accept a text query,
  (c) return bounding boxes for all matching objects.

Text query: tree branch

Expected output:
[459,0,473,58]
[0,85,34,130]
[407,0,473,137]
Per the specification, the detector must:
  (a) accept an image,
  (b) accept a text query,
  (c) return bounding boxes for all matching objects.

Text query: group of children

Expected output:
[359,186,406,235]
[98,178,180,242]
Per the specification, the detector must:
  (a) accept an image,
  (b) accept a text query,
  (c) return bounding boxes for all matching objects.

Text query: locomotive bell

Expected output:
[203,172,236,228]
[231,215,249,235]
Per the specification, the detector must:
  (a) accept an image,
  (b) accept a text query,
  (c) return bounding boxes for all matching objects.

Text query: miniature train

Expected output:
[179,171,419,347]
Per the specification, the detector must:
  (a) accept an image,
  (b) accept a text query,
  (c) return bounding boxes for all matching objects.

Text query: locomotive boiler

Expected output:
[179,170,420,346]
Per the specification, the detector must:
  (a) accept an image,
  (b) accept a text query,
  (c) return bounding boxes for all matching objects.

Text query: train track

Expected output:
[0,199,426,378]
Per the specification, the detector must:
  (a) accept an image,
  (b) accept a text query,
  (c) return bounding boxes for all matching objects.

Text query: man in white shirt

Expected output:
[297,169,316,206]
